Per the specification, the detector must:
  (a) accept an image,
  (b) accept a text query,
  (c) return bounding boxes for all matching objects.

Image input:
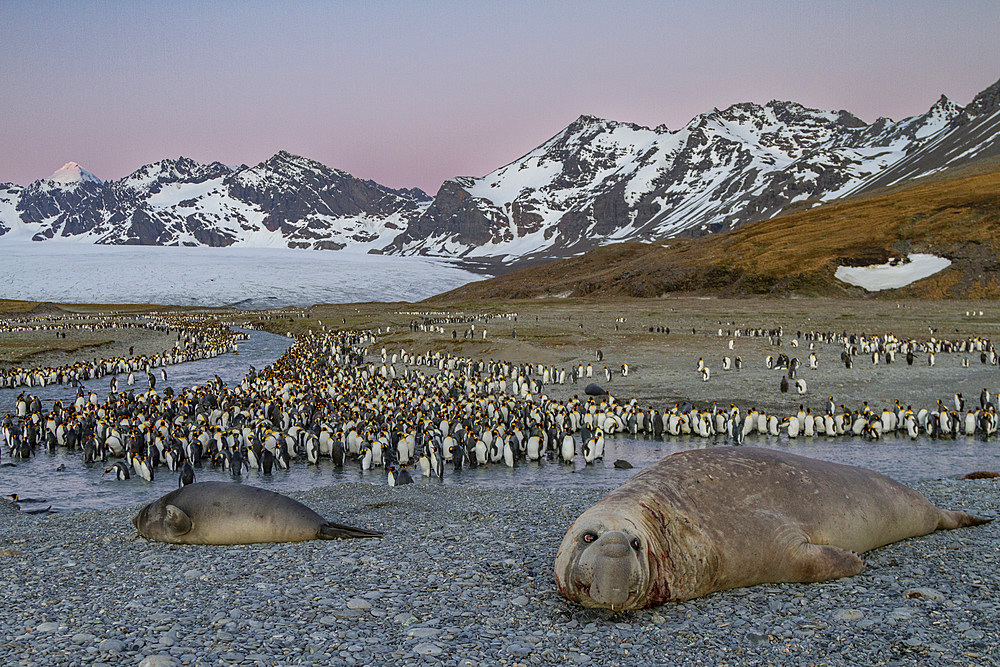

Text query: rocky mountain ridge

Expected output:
[0,152,430,251]
[391,79,1000,264]
[2,78,998,265]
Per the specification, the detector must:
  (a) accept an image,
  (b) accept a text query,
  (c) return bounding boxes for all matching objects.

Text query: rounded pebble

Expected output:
[138,656,179,667]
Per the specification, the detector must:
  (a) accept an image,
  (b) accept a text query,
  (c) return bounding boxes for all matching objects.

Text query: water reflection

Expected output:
[0,328,292,414]
[4,429,996,514]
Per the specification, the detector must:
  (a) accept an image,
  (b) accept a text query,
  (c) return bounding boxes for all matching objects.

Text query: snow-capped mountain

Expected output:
[48,161,103,185]
[389,78,1000,263]
[1,78,998,264]
[0,152,431,250]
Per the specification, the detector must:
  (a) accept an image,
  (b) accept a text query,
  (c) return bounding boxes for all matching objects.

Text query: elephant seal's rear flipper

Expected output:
[318,522,383,539]
[937,510,992,530]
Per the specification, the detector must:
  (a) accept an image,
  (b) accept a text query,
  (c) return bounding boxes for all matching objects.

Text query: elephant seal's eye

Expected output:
[630,537,641,550]
[582,532,597,543]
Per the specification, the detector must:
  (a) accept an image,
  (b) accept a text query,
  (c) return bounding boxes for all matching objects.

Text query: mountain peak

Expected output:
[49,161,101,184]
[929,94,961,114]
[961,77,1000,120]
[255,150,329,174]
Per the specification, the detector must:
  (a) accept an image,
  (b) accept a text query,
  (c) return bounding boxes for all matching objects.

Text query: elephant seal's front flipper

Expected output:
[789,543,865,583]
[319,521,383,539]
[163,504,193,539]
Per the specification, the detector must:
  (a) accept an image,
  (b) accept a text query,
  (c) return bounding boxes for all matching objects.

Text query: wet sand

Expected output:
[0,327,177,370]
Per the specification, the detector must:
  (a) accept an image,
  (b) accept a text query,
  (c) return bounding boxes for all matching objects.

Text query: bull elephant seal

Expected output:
[555,447,990,610]
[133,481,382,544]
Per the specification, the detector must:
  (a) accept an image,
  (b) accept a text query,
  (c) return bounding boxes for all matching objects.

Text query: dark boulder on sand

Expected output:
[960,471,1000,480]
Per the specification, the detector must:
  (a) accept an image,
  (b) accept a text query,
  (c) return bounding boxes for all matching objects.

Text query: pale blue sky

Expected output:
[1,0,997,192]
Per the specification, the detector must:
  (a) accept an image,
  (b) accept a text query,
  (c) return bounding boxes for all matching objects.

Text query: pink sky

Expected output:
[1,1,998,193]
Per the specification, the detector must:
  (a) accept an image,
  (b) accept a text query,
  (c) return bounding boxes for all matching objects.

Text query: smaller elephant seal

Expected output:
[555,447,990,610]
[584,383,607,396]
[133,481,382,545]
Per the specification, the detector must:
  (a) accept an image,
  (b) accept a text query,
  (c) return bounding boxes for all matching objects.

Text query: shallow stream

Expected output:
[2,328,998,513]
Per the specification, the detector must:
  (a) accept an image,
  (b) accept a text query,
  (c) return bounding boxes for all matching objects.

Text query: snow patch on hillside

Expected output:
[834,253,951,291]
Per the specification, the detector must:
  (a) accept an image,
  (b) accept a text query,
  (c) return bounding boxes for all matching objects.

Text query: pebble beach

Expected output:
[1,477,997,666]
[3,297,1000,665]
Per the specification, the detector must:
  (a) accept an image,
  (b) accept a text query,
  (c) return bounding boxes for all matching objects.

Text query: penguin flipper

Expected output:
[318,521,383,539]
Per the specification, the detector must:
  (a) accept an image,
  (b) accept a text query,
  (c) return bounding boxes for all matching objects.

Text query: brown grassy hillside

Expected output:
[431,165,1000,302]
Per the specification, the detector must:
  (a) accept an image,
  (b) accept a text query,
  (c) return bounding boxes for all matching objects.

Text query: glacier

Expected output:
[0,242,483,308]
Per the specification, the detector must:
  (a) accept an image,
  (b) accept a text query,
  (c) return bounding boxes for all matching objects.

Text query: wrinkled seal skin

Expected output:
[555,447,991,610]
[133,481,381,545]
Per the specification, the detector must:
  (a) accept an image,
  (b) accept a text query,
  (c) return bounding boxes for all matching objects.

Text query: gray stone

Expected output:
[138,656,179,667]
[888,608,916,621]
[413,643,443,656]
[99,639,125,653]
[905,587,946,601]
[509,644,532,657]
[407,627,441,638]
[833,609,865,621]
